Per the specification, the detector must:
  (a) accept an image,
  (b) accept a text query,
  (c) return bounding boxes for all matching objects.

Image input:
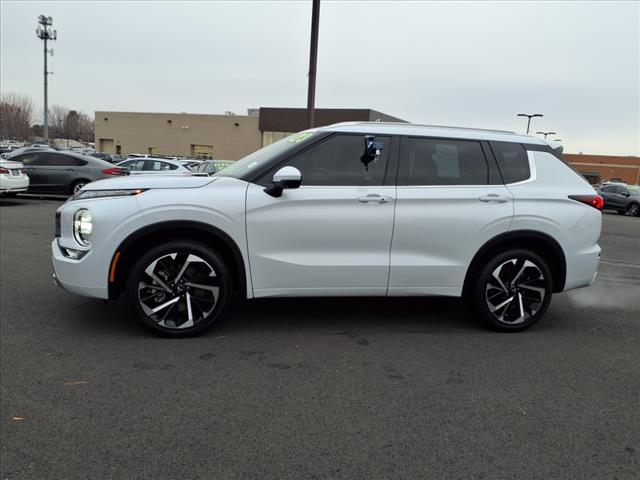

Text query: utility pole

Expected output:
[36,15,56,143]
[536,131,556,139]
[306,0,320,129]
[517,113,543,135]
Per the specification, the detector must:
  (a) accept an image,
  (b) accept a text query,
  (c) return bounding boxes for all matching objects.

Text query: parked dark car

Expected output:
[598,184,640,216]
[9,151,128,195]
[194,160,234,175]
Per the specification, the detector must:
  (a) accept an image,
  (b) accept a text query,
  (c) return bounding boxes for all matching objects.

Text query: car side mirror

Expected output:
[264,166,302,197]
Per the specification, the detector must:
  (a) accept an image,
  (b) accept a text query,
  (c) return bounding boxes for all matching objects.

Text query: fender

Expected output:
[108,220,248,299]
[463,229,567,294]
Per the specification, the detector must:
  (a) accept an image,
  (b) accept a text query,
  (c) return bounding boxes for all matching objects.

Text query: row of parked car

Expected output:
[0,147,234,196]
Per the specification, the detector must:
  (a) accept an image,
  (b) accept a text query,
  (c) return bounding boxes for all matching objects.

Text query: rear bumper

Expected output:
[0,174,29,192]
[563,244,601,291]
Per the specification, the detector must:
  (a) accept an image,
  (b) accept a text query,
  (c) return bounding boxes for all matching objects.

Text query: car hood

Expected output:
[84,174,218,190]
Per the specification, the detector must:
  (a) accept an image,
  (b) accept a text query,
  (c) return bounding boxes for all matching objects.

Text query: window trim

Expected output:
[397,135,495,187]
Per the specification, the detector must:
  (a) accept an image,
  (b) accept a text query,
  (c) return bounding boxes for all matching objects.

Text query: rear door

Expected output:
[246,133,398,297]
[46,153,88,192]
[388,136,513,296]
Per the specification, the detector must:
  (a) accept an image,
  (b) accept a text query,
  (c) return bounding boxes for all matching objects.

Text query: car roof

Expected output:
[318,121,548,145]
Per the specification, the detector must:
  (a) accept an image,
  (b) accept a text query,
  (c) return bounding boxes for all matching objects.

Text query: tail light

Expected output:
[102,167,128,176]
[0,167,9,174]
[568,195,603,210]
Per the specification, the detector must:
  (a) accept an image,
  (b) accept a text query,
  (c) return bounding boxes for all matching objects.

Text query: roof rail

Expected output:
[332,121,517,135]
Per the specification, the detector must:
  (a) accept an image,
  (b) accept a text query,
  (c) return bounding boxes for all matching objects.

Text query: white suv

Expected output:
[52,123,602,336]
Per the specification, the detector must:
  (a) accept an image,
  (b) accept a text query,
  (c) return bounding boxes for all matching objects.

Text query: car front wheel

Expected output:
[126,240,231,337]
[628,203,639,217]
[473,249,553,332]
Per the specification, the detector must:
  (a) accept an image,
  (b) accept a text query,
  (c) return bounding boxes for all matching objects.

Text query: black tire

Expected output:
[71,179,90,195]
[627,203,640,217]
[473,249,553,332]
[126,240,232,337]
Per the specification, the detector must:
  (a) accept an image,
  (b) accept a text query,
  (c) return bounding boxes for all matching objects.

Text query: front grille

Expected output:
[55,211,61,238]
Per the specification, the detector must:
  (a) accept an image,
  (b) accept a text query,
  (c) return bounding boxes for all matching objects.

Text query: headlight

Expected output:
[73,209,93,246]
[70,189,146,201]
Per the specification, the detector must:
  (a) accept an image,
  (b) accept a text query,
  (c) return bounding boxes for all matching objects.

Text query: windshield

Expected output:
[628,186,640,194]
[215,130,318,179]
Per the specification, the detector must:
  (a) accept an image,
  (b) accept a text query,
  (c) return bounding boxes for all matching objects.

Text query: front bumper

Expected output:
[51,238,109,299]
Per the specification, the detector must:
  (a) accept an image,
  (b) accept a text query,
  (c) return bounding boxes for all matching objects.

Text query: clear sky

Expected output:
[1,0,638,155]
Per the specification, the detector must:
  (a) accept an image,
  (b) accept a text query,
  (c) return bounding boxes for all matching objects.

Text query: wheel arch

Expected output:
[108,220,247,299]
[462,230,567,295]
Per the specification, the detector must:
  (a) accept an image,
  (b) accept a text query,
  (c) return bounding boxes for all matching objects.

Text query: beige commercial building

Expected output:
[94,108,405,160]
[95,111,262,160]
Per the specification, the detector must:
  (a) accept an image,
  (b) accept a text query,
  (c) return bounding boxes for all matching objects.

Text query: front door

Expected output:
[389,136,514,296]
[246,133,398,297]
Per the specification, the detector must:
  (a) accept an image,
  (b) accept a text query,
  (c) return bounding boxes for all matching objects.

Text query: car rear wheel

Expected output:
[473,249,553,332]
[126,240,231,337]
[628,203,639,217]
[71,179,90,195]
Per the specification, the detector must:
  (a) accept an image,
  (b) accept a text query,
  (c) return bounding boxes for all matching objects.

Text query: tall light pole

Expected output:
[36,15,56,143]
[306,0,320,128]
[517,113,543,135]
[536,131,556,139]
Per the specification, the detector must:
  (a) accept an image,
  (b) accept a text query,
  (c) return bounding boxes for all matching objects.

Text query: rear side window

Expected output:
[403,138,488,186]
[600,185,616,193]
[490,142,530,184]
[46,154,87,167]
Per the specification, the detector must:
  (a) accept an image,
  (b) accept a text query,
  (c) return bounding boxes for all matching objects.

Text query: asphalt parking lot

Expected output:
[1,197,639,480]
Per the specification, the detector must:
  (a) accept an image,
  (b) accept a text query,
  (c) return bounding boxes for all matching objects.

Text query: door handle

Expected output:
[479,194,509,203]
[358,194,390,204]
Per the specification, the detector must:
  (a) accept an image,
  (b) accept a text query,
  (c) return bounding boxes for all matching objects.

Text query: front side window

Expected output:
[16,152,48,166]
[279,134,390,187]
[403,138,488,186]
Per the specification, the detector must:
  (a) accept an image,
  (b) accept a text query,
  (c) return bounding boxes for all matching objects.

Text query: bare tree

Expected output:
[48,104,69,139]
[0,93,35,140]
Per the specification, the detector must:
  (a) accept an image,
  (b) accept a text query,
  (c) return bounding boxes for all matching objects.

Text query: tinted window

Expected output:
[148,161,177,171]
[600,185,616,193]
[404,138,488,186]
[615,186,628,195]
[490,142,530,184]
[278,134,390,186]
[46,154,86,167]
[15,152,48,166]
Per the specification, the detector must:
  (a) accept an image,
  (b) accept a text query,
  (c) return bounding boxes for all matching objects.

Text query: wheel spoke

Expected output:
[489,296,514,313]
[151,296,181,313]
[144,261,172,292]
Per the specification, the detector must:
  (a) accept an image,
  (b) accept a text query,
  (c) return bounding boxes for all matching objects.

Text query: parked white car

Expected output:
[0,159,29,196]
[116,158,192,175]
[52,122,602,336]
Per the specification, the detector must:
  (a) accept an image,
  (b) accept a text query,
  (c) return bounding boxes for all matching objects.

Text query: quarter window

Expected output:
[280,134,390,187]
[490,142,530,184]
[403,138,488,186]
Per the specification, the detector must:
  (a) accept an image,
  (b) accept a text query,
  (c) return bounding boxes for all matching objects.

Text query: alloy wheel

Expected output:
[485,258,546,325]
[73,182,86,194]
[137,252,219,329]
[629,204,639,217]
